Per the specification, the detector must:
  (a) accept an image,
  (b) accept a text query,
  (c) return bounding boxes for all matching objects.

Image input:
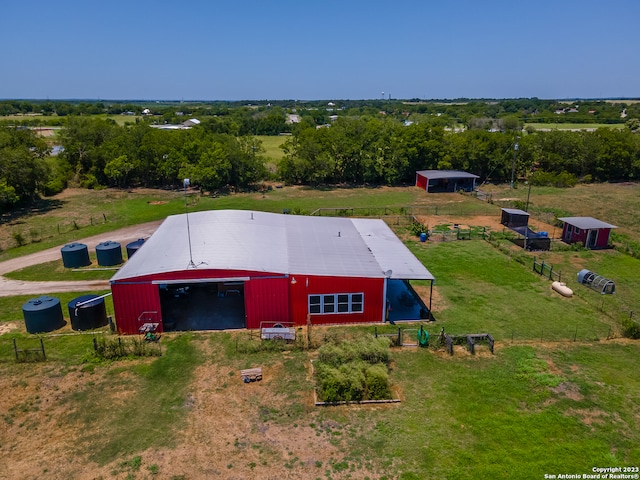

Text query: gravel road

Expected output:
[0,220,162,297]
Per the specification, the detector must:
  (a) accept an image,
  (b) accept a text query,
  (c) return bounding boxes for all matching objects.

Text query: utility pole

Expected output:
[510,136,520,189]
[184,178,196,268]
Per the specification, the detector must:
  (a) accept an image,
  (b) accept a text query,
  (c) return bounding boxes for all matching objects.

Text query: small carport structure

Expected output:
[501,208,530,228]
[501,208,549,250]
[558,217,617,249]
[415,170,479,193]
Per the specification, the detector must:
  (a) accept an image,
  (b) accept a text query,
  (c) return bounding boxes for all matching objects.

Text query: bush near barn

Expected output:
[315,336,393,403]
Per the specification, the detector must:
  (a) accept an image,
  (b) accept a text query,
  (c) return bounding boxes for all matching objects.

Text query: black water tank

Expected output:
[22,296,65,334]
[126,238,146,259]
[96,241,123,266]
[68,295,108,331]
[61,242,91,268]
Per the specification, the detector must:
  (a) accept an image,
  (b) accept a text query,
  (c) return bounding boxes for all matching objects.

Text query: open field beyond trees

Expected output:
[1,183,639,479]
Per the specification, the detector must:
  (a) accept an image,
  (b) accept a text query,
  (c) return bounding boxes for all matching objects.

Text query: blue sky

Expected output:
[1,0,638,100]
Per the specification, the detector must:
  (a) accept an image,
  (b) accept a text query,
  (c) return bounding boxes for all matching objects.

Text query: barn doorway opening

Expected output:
[158,280,246,331]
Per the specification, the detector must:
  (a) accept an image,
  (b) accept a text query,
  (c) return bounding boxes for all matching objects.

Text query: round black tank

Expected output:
[126,238,146,259]
[68,295,108,331]
[61,242,91,268]
[22,296,65,334]
[96,241,123,266]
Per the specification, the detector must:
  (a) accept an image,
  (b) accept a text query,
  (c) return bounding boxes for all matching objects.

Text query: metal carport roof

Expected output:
[558,217,617,230]
[416,170,479,180]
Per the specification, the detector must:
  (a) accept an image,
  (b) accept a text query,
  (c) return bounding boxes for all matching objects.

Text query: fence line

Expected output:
[310,203,499,219]
[2,213,112,250]
[532,257,562,282]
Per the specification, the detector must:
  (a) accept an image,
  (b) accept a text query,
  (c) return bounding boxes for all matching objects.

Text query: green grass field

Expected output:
[256,135,287,161]
[0,114,142,126]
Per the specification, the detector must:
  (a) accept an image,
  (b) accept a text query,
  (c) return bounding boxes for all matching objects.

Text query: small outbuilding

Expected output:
[500,208,549,250]
[501,208,530,228]
[558,217,617,249]
[415,170,479,193]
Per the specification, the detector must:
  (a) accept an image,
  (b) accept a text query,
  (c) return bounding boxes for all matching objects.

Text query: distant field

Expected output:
[0,114,142,126]
[604,99,640,104]
[256,135,287,161]
[524,122,625,131]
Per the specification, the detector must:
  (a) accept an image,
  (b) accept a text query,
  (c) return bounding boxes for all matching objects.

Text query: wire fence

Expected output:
[1,213,113,251]
[310,202,499,219]
[532,257,562,281]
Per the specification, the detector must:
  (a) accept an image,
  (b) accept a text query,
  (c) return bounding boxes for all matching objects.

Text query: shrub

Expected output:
[12,231,27,247]
[530,170,577,188]
[88,336,162,360]
[42,177,66,196]
[80,174,101,189]
[316,361,366,403]
[315,336,393,403]
[317,336,390,366]
[365,363,392,400]
[408,219,426,237]
[622,318,640,339]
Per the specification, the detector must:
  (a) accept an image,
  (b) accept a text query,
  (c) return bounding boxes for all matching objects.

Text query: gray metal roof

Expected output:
[558,217,618,230]
[111,210,434,282]
[416,170,479,180]
[501,208,530,216]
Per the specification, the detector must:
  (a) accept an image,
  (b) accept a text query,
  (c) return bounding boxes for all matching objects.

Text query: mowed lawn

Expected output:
[408,240,622,341]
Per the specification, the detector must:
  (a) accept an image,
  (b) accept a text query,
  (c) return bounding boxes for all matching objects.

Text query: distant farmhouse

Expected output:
[151,118,201,130]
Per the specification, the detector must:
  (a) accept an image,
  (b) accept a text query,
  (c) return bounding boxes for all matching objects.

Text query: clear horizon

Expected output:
[2,1,638,101]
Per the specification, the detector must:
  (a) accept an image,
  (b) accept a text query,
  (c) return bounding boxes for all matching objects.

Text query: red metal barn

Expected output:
[415,170,479,193]
[110,211,434,334]
[558,217,617,249]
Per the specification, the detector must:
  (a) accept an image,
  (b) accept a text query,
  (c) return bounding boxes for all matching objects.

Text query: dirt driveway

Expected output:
[0,220,162,297]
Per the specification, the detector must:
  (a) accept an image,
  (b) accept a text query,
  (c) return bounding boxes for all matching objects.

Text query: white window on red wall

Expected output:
[308,293,364,314]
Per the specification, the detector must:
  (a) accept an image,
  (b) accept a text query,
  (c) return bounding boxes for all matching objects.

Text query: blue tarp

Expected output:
[510,226,547,238]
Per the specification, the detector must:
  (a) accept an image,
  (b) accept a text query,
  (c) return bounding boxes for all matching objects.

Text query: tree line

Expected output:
[3,98,640,128]
[280,117,640,186]
[1,114,639,213]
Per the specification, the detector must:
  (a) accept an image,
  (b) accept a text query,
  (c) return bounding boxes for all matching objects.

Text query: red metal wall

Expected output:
[562,225,611,249]
[111,282,162,335]
[244,276,290,329]
[112,270,385,333]
[112,269,282,334]
[416,173,428,190]
[595,228,611,248]
[288,275,384,326]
